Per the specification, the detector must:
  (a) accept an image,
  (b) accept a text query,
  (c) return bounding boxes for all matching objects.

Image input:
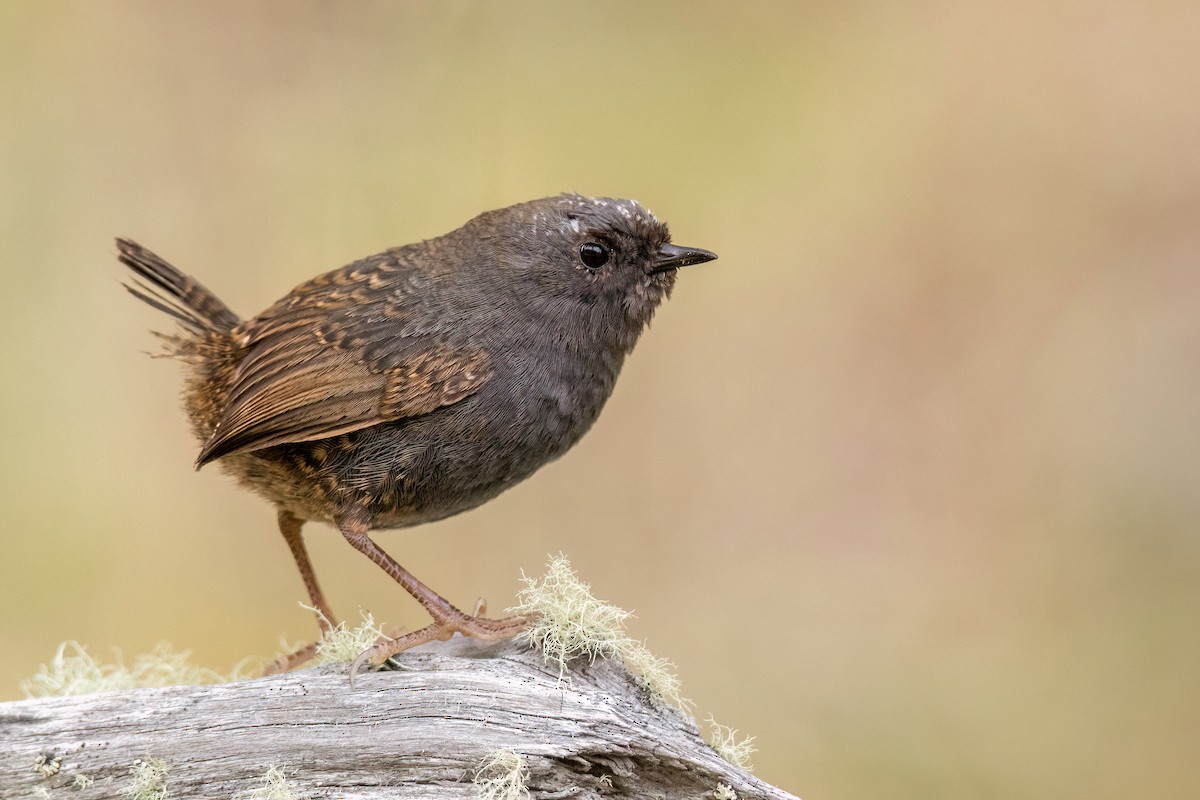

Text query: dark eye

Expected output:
[579,242,609,270]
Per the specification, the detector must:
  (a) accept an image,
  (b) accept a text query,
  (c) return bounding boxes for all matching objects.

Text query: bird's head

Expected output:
[467,193,716,354]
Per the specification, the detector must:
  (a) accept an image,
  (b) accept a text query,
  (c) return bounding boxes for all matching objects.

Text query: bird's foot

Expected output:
[349,608,536,685]
[262,621,409,677]
[263,641,320,675]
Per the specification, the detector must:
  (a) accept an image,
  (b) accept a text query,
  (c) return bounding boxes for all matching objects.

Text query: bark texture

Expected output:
[1,638,798,799]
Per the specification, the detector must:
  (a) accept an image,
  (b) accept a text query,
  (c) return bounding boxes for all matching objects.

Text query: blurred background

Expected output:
[2,1,1198,797]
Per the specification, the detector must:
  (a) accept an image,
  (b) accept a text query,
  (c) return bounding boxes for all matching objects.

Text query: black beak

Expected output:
[651,243,718,273]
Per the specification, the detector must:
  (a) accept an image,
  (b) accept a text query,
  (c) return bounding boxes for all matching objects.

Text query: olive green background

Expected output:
[2,2,1198,797]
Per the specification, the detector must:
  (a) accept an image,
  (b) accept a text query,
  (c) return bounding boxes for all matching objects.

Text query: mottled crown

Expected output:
[522,193,671,249]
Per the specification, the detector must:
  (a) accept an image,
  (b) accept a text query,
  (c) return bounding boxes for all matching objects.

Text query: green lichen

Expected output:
[122,758,170,800]
[508,555,688,710]
[233,765,305,800]
[21,642,232,698]
[707,716,757,772]
[309,608,386,666]
[473,749,529,800]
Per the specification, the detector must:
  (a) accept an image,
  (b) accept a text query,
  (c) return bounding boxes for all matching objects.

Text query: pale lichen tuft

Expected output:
[32,753,62,778]
[508,556,691,705]
[510,555,632,671]
[707,716,757,773]
[21,642,226,698]
[123,758,171,800]
[508,554,689,710]
[309,608,385,665]
[473,749,530,800]
[714,782,739,799]
[233,765,305,800]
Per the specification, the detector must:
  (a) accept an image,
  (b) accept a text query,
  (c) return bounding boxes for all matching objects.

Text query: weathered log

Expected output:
[1,638,798,799]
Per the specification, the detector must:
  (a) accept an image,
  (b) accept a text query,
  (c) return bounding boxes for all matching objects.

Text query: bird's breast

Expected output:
[227,343,624,529]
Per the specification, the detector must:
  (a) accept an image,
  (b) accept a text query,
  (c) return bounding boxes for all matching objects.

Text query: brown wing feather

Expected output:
[196,257,491,466]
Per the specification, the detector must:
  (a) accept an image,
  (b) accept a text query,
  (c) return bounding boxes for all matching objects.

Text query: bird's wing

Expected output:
[196,256,490,466]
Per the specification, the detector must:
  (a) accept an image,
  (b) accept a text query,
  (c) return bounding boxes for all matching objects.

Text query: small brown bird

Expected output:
[117,194,716,671]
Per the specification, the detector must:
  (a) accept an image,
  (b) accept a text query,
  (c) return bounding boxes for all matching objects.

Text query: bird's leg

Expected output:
[278,509,339,630]
[263,509,341,675]
[335,506,535,679]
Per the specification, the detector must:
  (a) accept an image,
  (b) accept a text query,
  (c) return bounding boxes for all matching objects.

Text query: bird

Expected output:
[116,193,716,672]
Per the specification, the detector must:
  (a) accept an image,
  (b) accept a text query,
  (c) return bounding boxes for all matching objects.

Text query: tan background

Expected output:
[2,2,1199,797]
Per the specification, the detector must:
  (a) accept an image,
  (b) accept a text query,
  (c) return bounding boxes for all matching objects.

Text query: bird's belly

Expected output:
[224,377,611,529]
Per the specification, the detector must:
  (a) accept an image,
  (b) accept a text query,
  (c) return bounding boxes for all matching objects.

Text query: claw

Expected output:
[348,649,373,688]
[346,612,538,686]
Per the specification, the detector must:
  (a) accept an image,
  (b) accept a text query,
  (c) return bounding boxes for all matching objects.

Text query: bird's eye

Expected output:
[579,242,609,270]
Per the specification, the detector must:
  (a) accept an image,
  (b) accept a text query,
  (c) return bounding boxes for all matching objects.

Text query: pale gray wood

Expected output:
[1,638,798,799]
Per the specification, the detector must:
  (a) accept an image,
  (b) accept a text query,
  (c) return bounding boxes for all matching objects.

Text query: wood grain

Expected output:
[1,638,798,800]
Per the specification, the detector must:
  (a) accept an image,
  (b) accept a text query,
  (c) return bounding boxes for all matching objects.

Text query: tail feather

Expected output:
[116,238,239,334]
